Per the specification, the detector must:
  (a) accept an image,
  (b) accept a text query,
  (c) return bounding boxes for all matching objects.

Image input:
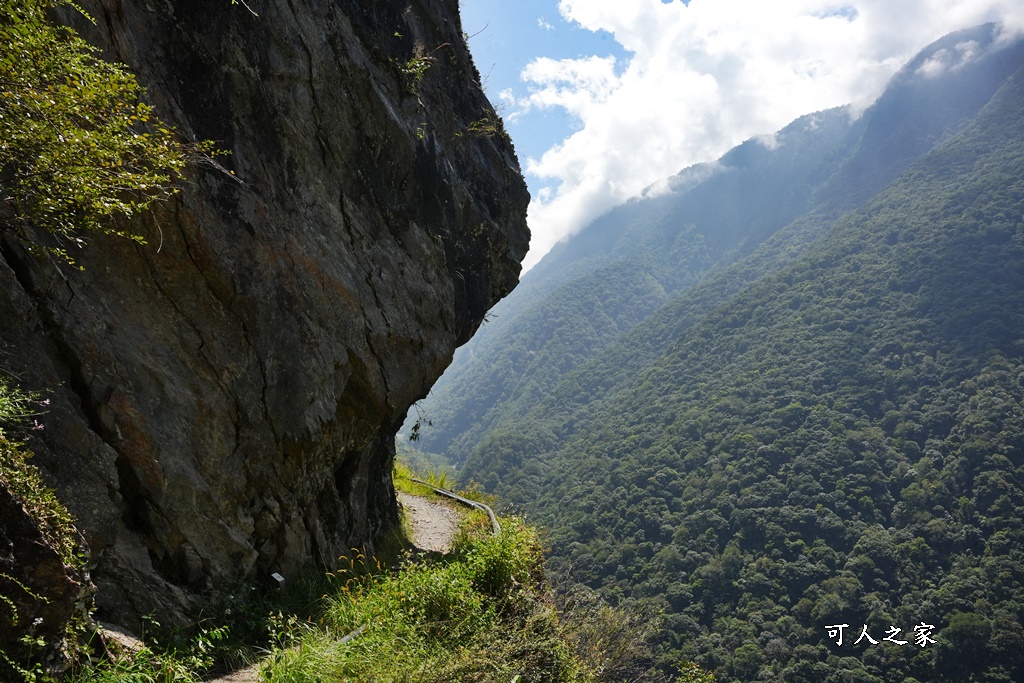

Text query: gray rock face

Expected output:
[0,0,528,625]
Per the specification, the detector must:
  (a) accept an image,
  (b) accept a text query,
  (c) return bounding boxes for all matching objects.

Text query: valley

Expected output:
[407,24,1024,683]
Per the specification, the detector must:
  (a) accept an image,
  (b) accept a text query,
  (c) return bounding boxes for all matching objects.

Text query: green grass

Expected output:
[32,434,696,683]
[393,458,498,510]
[258,516,597,682]
[393,460,438,498]
[0,379,86,682]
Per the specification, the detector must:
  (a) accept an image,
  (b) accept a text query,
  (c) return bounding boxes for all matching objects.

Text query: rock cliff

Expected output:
[0,0,528,626]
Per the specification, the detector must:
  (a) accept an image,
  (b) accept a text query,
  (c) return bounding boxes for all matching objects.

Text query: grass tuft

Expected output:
[257,515,625,682]
[30,427,685,682]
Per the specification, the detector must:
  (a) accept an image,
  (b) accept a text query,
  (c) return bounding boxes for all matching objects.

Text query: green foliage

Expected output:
[69,508,664,681]
[405,404,433,443]
[259,516,663,682]
[0,436,79,569]
[0,381,77,570]
[0,382,44,433]
[555,584,672,682]
[466,112,512,143]
[389,37,449,94]
[450,516,545,598]
[400,54,433,89]
[392,457,468,504]
[392,459,438,498]
[0,0,214,262]
[445,41,1024,683]
[675,661,716,683]
[70,574,344,682]
[0,379,83,682]
[72,619,230,683]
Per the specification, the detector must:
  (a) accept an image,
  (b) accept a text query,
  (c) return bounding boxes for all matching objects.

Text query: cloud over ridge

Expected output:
[515,0,1024,270]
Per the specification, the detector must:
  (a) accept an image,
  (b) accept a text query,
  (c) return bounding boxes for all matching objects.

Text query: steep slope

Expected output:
[0,0,528,627]
[412,24,1024,468]
[413,107,858,462]
[467,49,1024,682]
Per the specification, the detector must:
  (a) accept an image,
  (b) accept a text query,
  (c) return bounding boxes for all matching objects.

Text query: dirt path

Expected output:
[209,668,259,683]
[397,490,462,553]
[204,491,460,683]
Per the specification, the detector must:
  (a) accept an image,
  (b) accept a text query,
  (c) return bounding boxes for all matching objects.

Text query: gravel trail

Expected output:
[397,490,462,553]
[206,491,460,683]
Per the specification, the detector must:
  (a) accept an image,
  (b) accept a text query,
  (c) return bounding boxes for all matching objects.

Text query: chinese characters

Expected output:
[825,622,937,647]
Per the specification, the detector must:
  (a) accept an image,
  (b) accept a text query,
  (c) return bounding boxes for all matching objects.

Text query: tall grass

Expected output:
[58,443,697,682]
[258,516,612,682]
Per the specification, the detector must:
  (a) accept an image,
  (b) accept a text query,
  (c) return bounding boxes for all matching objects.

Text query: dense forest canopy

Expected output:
[411,23,1024,471]
[406,25,1024,683]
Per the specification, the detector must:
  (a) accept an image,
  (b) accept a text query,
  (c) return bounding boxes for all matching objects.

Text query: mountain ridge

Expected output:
[455,38,1024,682]
[411,23,1024,472]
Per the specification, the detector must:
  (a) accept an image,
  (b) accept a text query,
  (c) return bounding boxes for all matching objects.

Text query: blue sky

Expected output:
[459,0,628,168]
[460,0,1024,270]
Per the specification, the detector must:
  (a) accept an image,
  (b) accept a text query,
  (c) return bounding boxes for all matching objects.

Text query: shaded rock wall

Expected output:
[0,0,528,625]
[0,481,82,673]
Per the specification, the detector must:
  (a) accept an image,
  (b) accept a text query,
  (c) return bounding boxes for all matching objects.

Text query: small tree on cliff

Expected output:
[0,0,213,262]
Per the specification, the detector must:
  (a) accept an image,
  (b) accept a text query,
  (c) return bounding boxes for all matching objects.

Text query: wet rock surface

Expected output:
[0,0,528,628]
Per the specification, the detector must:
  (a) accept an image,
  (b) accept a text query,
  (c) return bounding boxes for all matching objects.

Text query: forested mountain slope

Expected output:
[410,108,856,461]
[410,24,1024,470]
[463,44,1024,683]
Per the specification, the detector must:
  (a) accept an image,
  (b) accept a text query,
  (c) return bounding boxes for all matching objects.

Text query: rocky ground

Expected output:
[397,490,463,553]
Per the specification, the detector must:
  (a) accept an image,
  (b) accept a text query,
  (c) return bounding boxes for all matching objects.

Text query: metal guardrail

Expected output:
[409,478,501,536]
[338,622,367,645]
[333,481,500,650]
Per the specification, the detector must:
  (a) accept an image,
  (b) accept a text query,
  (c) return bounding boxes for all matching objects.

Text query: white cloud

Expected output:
[519,55,620,118]
[755,133,781,151]
[514,0,1024,271]
[538,16,555,31]
[916,39,987,77]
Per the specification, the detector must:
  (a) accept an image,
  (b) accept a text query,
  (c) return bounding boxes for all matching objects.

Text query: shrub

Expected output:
[0,0,215,262]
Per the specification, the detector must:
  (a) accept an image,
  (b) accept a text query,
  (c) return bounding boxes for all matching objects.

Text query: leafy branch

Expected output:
[0,0,222,263]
